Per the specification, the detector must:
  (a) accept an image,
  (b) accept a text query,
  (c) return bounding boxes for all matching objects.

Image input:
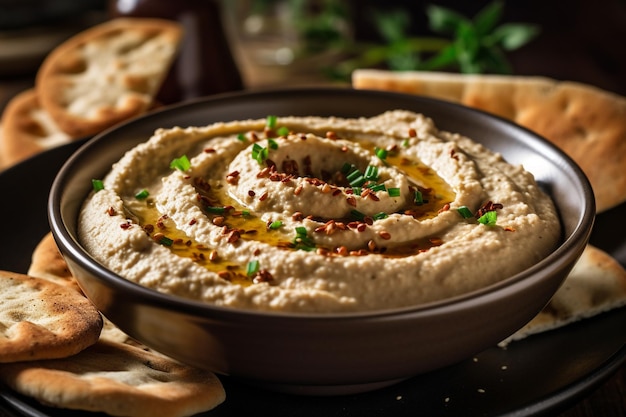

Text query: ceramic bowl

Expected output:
[49,88,594,395]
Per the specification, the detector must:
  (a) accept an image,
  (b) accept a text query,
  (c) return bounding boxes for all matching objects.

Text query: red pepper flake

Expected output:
[143,224,154,234]
[227,229,240,243]
[346,196,357,207]
[120,221,132,230]
[209,251,219,262]
[408,128,417,137]
[253,248,261,256]
[294,184,303,196]
[429,237,443,246]
[367,240,377,251]
[299,134,307,141]
[504,226,516,232]
[292,211,303,221]
[326,131,338,140]
[335,246,349,256]
[450,149,459,160]
[253,269,274,284]
[475,201,504,218]
[106,206,116,216]
[217,270,231,280]
[257,167,271,178]
[189,218,197,226]
[226,170,240,185]
[438,203,451,213]
[259,191,269,201]
[204,148,216,153]
[212,216,225,226]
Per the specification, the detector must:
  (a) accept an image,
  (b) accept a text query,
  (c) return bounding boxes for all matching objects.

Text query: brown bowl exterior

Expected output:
[49,88,594,393]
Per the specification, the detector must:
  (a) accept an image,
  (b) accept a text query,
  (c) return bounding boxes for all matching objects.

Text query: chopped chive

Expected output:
[267,138,279,150]
[293,227,316,251]
[91,179,104,192]
[373,212,389,220]
[237,133,247,142]
[375,147,388,160]
[269,220,283,230]
[242,210,251,216]
[364,165,379,181]
[388,187,401,197]
[277,126,290,136]
[352,187,362,195]
[158,236,174,246]
[134,189,149,200]
[457,206,473,219]
[205,206,226,214]
[266,115,277,129]
[251,143,268,164]
[402,138,410,147]
[349,175,365,187]
[341,162,357,175]
[367,183,386,192]
[350,209,365,220]
[414,190,424,205]
[477,211,497,226]
[170,155,191,171]
[246,260,260,276]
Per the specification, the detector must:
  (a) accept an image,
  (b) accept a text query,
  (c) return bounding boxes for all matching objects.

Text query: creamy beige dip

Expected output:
[78,111,561,313]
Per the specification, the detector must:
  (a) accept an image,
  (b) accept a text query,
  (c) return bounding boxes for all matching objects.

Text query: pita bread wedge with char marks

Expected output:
[0,88,72,169]
[352,70,626,213]
[500,244,626,346]
[0,271,103,363]
[0,339,226,417]
[35,17,183,138]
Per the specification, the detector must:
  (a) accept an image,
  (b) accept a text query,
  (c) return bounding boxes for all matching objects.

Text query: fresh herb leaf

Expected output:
[266,115,277,129]
[268,138,279,150]
[91,179,104,192]
[277,126,290,136]
[246,260,260,276]
[170,155,191,172]
[251,143,269,164]
[477,210,497,226]
[134,189,150,200]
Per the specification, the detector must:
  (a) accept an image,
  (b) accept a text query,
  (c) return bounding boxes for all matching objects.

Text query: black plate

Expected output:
[0,131,625,417]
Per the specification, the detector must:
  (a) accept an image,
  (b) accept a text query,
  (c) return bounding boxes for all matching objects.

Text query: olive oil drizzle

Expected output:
[122,138,456,284]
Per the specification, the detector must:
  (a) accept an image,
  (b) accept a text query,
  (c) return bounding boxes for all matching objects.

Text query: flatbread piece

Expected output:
[36,17,183,138]
[0,270,102,363]
[0,88,71,169]
[352,69,626,213]
[0,339,226,417]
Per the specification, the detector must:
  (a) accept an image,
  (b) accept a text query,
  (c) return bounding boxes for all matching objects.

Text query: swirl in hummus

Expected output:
[78,111,561,313]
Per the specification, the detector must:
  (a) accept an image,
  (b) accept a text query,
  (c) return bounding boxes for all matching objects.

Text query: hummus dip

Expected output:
[78,111,561,313]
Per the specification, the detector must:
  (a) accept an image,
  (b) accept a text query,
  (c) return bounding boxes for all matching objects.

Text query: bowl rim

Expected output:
[48,86,596,322]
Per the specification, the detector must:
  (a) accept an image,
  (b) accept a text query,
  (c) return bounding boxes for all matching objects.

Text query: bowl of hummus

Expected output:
[49,88,594,394]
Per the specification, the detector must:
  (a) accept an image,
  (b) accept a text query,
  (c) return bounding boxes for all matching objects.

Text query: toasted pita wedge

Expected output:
[500,244,626,346]
[0,88,71,168]
[352,70,626,213]
[36,17,182,138]
[0,339,225,417]
[27,232,81,292]
[0,271,102,363]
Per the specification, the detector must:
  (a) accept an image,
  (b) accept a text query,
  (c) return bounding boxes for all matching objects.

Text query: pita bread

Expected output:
[0,271,102,363]
[500,244,626,346]
[35,17,182,138]
[0,88,71,169]
[0,339,225,417]
[352,70,626,213]
[27,232,81,292]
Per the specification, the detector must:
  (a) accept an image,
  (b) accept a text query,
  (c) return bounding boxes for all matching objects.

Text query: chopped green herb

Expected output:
[135,189,149,200]
[205,206,226,214]
[170,155,191,172]
[251,143,269,164]
[237,133,247,142]
[388,187,401,197]
[375,147,388,160]
[364,165,379,181]
[402,138,410,147]
[414,190,424,205]
[352,187,362,195]
[246,260,260,276]
[277,126,290,136]
[293,227,316,251]
[373,212,389,220]
[477,210,497,226]
[367,183,387,192]
[242,210,251,216]
[349,175,365,187]
[457,206,473,219]
[269,220,283,230]
[158,236,174,246]
[266,115,277,129]
[341,162,357,175]
[268,138,279,150]
[91,179,104,192]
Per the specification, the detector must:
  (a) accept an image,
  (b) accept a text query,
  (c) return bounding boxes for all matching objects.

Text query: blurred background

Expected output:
[1,0,625,104]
